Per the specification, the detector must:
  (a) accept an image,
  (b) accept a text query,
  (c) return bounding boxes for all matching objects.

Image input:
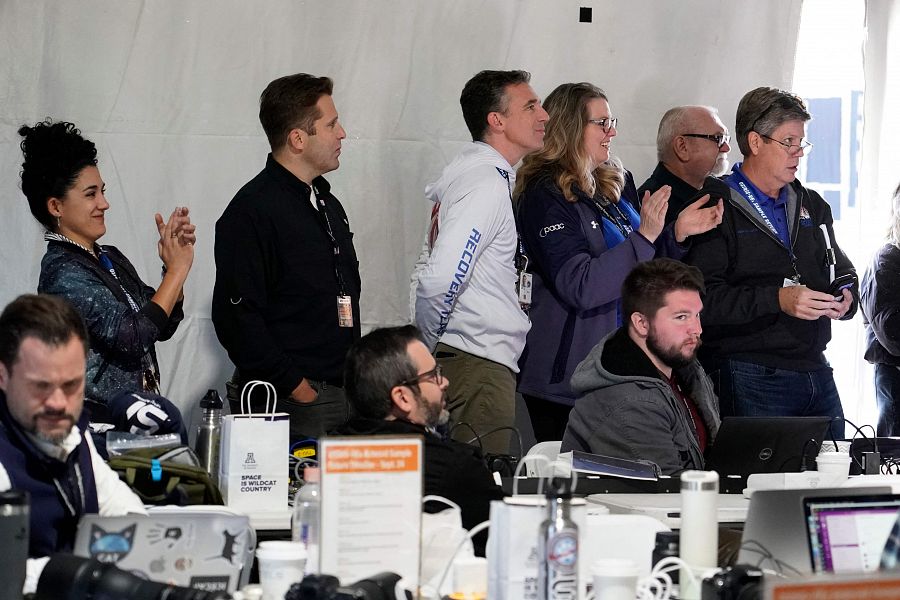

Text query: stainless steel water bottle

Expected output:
[194,389,224,484]
[538,480,578,600]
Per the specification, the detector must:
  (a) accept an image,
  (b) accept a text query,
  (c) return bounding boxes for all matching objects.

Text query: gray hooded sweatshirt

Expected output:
[561,328,721,475]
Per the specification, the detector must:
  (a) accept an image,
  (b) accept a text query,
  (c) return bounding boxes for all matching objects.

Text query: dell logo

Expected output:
[758,448,774,461]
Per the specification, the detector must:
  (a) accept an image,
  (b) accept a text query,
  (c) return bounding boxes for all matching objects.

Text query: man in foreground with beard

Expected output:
[334,325,504,553]
[561,259,721,475]
[0,294,145,592]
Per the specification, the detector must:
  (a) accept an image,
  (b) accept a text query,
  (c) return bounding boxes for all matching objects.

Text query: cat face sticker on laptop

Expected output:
[89,523,137,563]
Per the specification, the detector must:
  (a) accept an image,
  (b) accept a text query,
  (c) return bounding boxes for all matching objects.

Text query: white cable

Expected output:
[511,455,577,496]
[420,519,491,599]
[819,223,836,283]
[512,454,548,495]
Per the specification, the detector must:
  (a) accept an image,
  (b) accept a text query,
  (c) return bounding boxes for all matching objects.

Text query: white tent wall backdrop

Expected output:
[1,1,802,425]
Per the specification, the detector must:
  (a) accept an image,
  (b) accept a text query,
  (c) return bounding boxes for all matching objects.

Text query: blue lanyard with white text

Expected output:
[98,251,141,313]
[728,174,801,282]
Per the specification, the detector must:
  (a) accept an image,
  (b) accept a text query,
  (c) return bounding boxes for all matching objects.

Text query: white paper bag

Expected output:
[218,381,290,514]
[421,496,476,596]
[487,497,586,600]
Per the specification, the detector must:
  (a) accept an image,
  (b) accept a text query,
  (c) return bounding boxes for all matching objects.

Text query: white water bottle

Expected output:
[292,467,320,574]
[679,470,719,600]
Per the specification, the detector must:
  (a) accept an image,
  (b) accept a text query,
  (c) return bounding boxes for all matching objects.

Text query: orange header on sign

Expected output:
[324,443,420,474]
[771,577,900,600]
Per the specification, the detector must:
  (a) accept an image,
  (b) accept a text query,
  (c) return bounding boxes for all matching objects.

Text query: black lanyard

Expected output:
[312,185,348,296]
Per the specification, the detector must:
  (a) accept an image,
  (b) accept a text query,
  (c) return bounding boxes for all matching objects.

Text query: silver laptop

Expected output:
[74,509,254,593]
[737,486,891,574]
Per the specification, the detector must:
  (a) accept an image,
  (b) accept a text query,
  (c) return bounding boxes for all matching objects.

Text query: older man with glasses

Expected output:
[639,105,733,223]
[684,87,857,432]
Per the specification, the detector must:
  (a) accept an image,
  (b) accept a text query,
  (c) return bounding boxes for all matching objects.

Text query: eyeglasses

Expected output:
[398,364,443,388]
[757,133,813,156]
[587,117,618,132]
[683,132,731,150]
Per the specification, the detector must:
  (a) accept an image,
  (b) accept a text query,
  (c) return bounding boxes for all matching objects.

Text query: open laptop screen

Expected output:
[804,494,900,573]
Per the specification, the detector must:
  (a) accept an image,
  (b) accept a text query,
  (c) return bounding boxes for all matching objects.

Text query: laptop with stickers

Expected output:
[73,508,254,594]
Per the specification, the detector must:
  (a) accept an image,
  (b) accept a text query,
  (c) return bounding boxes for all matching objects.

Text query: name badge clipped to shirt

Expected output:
[518,271,533,308]
[337,295,354,328]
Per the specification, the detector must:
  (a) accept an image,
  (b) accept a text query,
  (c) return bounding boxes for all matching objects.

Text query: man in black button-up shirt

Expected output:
[213,73,361,441]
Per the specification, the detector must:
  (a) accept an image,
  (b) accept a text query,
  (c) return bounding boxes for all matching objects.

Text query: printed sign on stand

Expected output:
[319,436,423,586]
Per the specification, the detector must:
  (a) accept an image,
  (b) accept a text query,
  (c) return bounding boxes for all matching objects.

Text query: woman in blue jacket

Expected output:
[19,120,195,420]
[515,83,722,441]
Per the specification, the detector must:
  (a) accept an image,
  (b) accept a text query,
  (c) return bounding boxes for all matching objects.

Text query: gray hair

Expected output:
[735,87,810,156]
[656,106,719,162]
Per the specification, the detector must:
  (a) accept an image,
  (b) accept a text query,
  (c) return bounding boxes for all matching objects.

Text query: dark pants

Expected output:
[523,395,573,442]
[875,363,900,437]
[712,358,844,438]
[226,371,350,443]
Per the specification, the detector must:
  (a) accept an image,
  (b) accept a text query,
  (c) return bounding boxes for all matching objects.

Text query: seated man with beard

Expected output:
[334,325,504,552]
[561,259,721,475]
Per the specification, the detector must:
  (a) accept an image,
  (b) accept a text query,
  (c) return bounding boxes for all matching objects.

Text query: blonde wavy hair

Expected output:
[515,82,624,204]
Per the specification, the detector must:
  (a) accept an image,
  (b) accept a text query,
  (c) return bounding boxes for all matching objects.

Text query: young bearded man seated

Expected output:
[561,258,721,475]
[334,325,504,553]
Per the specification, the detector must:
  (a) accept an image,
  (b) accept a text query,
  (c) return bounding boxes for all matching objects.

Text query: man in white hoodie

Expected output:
[414,70,549,454]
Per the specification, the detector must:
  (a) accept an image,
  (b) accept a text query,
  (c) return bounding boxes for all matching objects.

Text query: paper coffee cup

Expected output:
[591,558,639,600]
[256,541,307,600]
[816,452,851,484]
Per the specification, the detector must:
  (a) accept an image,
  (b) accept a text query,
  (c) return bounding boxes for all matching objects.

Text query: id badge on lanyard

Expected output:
[337,295,354,328]
[315,187,355,328]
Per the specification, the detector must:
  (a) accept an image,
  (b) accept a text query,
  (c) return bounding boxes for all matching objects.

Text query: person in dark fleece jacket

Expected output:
[684,87,857,428]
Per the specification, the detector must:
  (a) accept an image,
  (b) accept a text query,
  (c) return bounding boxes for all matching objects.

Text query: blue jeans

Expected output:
[875,363,900,437]
[713,359,844,436]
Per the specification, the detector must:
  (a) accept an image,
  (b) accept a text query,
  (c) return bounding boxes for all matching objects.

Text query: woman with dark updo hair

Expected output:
[19,119,195,418]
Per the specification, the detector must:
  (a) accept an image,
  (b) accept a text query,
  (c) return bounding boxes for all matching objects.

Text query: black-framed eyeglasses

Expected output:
[587,117,618,132]
[757,133,813,156]
[682,132,731,149]
[398,364,443,388]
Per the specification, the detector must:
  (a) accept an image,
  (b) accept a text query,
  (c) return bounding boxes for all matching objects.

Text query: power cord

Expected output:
[832,416,879,472]
[468,425,524,460]
[738,539,802,576]
[449,421,484,453]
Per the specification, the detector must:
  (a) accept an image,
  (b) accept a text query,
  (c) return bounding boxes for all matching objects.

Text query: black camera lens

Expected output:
[35,554,231,600]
